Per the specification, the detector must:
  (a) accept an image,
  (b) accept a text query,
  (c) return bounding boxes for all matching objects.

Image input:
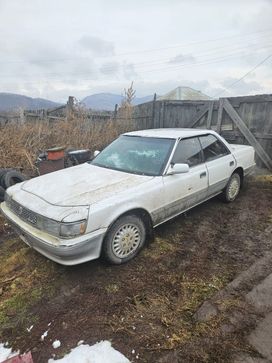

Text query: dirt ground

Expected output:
[0,175,271,363]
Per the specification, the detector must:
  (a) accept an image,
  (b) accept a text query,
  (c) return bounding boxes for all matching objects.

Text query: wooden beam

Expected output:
[223,98,272,170]
[216,99,223,133]
[185,105,209,128]
[206,101,214,129]
[221,131,272,140]
[47,104,66,114]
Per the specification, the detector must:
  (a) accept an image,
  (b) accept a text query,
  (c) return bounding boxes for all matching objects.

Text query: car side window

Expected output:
[199,134,230,162]
[172,137,203,167]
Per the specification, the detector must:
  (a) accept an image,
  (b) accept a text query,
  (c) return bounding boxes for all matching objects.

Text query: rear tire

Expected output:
[222,173,241,203]
[102,215,146,265]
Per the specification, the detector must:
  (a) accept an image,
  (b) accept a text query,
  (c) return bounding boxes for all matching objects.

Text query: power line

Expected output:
[1,48,271,86]
[0,27,272,65]
[0,42,271,82]
[214,54,272,98]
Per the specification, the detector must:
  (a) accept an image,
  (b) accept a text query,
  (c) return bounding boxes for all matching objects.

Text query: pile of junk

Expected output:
[36,147,93,175]
[0,147,93,203]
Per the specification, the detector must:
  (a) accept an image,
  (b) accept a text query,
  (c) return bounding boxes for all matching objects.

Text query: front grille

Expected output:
[7,199,37,225]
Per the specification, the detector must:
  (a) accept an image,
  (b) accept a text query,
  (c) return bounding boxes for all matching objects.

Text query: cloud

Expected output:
[78,35,115,56]
[221,77,263,95]
[122,63,138,80]
[168,53,195,64]
[0,0,270,102]
[100,61,120,75]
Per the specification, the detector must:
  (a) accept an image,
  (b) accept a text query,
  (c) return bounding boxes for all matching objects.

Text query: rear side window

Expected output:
[172,137,203,167]
[199,134,230,162]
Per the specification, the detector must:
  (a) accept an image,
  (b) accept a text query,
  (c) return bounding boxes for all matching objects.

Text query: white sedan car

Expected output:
[1,129,255,265]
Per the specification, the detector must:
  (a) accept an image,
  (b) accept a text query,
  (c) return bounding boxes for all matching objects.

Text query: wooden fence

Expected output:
[130,94,272,170]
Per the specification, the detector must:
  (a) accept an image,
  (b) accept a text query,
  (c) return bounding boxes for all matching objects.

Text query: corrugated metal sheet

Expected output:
[158,86,212,101]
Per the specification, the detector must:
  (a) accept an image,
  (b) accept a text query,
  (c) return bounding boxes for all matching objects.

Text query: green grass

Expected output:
[0,233,63,336]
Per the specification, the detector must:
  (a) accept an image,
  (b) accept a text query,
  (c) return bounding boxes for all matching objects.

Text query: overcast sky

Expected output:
[0,0,271,102]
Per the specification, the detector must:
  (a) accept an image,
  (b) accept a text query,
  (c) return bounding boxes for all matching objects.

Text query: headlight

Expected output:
[40,217,60,236]
[59,220,87,237]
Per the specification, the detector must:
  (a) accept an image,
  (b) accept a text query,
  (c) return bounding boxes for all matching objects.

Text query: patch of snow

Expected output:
[48,322,52,326]
[52,340,61,349]
[48,341,130,363]
[77,340,84,346]
[0,343,19,362]
[27,325,33,332]
[41,330,49,341]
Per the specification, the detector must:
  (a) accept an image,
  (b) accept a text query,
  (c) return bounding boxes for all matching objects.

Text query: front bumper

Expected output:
[1,202,106,265]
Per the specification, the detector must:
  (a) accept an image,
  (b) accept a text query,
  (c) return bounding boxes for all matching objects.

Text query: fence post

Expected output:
[152,93,157,129]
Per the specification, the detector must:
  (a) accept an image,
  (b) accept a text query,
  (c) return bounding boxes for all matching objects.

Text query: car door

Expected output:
[199,134,236,197]
[162,137,209,221]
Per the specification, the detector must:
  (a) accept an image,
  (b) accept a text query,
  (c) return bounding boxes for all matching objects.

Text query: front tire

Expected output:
[102,215,146,264]
[222,172,241,202]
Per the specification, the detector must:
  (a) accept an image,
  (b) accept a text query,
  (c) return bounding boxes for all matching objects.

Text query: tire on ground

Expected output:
[0,168,9,189]
[1,170,27,189]
[102,214,146,265]
[221,172,241,203]
[0,186,5,202]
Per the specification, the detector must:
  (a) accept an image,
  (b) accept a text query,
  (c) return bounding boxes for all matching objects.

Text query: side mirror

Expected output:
[166,163,189,175]
[93,150,100,157]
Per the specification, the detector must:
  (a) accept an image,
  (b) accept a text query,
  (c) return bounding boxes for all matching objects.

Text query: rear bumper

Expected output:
[0,202,106,265]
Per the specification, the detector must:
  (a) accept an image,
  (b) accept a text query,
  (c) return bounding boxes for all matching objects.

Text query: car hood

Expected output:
[21,163,153,206]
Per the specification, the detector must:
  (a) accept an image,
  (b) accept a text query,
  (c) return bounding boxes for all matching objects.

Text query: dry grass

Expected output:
[109,272,226,352]
[0,115,136,175]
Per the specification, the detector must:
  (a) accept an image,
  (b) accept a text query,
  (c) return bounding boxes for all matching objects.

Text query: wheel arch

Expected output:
[233,166,244,187]
[105,208,154,239]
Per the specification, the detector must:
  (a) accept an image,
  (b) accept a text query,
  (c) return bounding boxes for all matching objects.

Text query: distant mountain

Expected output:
[0,93,62,111]
[81,93,153,110]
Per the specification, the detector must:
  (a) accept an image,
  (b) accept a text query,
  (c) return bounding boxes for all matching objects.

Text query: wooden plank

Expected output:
[152,93,157,128]
[47,116,66,120]
[227,94,272,106]
[224,98,272,170]
[206,101,214,129]
[185,105,209,128]
[159,101,165,128]
[165,101,207,106]
[221,131,272,140]
[216,98,224,132]
[47,105,66,114]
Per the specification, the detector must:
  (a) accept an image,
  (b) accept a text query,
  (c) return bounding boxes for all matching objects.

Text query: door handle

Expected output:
[230,161,234,167]
[200,172,207,178]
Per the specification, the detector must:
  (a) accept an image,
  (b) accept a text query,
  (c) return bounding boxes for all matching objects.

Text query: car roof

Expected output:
[124,128,216,139]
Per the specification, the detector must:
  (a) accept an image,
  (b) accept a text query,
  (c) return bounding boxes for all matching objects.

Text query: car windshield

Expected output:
[91,135,175,176]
